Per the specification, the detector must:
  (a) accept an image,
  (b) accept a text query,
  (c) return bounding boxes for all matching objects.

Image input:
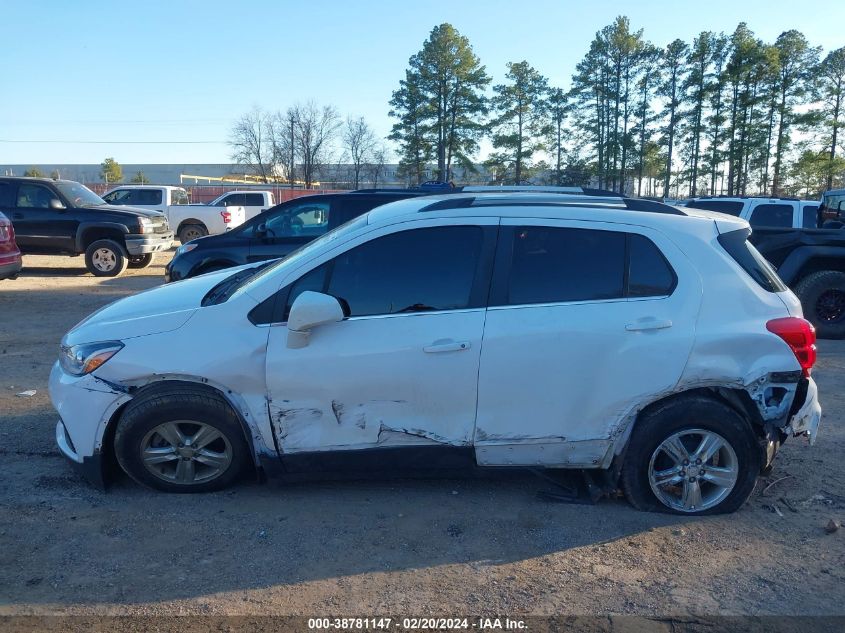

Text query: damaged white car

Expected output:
[50,191,821,514]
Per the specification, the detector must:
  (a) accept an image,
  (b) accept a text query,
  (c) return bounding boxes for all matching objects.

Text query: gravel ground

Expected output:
[0,253,843,618]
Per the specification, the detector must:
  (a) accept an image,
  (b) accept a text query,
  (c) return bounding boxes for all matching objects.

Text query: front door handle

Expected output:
[626,319,673,332]
[12,213,23,219]
[424,340,471,353]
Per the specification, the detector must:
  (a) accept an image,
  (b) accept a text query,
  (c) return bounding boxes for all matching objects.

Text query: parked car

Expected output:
[0,177,173,276]
[102,185,245,244]
[164,190,424,282]
[206,190,275,221]
[0,211,22,280]
[684,196,820,229]
[686,196,845,338]
[50,192,821,515]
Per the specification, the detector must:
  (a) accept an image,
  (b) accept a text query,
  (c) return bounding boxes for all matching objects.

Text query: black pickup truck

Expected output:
[751,227,845,339]
[0,177,173,276]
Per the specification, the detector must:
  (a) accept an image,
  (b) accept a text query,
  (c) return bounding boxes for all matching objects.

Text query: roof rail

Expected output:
[419,194,685,216]
[691,194,800,201]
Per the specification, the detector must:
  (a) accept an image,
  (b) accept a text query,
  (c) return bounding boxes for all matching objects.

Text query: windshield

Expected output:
[55,182,105,207]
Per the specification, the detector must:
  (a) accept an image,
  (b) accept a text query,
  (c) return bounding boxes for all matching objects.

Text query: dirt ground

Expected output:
[0,252,844,618]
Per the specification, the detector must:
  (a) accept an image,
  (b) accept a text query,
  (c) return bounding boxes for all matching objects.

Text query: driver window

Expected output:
[17,184,54,209]
[264,202,330,238]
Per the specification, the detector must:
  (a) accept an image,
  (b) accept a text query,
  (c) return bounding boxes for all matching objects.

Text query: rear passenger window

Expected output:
[628,234,676,297]
[507,227,625,304]
[802,205,819,228]
[135,189,162,205]
[749,204,793,228]
[686,200,744,215]
[244,194,265,206]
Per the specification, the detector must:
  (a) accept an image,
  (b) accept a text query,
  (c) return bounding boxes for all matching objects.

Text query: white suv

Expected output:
[49,193,822,515]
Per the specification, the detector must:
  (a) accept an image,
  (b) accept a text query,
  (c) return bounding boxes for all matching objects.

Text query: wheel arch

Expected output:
[105,378,264,483]
[608,386,769,485]
[176,219,208,234]
[76,222,129,252]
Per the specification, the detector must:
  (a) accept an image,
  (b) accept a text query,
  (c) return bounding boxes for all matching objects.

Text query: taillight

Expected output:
[766,317,817,376]
[0,224,9,242]
[221,210,232,224]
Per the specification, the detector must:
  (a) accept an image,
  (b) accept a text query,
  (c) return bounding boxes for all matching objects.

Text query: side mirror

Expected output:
[255,222,268,237]
[286,291,344,348]
[838,201,845,212]
[49,198,66,210]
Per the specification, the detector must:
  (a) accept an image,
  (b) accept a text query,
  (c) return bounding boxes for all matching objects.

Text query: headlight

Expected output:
[59,341,124,376]
[175,243,198,257]
[137,217,154,234]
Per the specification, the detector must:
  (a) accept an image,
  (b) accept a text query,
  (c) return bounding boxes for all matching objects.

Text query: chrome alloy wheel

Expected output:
[91,248,118,272]
[141,421,233,484]
[648,429,739,512]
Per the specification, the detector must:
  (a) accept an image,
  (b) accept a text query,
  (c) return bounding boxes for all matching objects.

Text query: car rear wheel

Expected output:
[178,224,208,244]
[114,385,250,492]
[794,270,845,339]
[620,395,761,515]
[128,253,154,269]
[84,239,129,277]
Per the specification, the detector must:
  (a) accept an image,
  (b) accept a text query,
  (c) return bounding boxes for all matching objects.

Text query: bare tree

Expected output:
[343,116,377,188]
[366,143,391,188]
[228,106,275,182]
[270,109,297,188]
[289,101,341,189]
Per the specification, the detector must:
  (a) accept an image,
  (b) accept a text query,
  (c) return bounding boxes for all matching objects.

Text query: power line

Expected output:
[0,139,224,144]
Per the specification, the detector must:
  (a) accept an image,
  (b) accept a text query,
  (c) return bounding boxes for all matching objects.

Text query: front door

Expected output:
[10,183,77,253]
[264,219,496,462]
[475,219,701,468]
[247,199,331,262]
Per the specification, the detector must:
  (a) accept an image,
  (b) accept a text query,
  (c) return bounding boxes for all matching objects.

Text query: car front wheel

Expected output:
[114,385,250,492]
[620,395,761,515]
[84,239,129,277]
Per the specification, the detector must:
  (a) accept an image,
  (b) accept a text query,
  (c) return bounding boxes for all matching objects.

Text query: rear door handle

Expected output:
[424,340,471,353]
[625,319,673,332]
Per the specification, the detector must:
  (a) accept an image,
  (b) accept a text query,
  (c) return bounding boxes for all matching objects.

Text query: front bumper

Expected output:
[125,231,174,256]
[787,376,822,445]
[49,362,130,487]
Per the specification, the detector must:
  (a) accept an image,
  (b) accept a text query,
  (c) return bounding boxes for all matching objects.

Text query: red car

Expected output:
[0,211,22,280]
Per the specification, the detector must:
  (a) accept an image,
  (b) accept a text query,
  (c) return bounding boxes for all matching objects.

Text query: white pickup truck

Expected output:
[206,190,275,221]
[103,185,246,243]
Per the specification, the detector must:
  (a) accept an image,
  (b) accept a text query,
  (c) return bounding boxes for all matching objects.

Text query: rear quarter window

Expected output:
[717,228,786,292]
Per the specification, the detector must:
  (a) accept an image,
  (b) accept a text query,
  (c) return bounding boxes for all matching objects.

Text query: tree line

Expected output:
[230,19,845,198]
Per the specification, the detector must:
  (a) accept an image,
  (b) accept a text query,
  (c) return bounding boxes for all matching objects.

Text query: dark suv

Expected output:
[0,177,173,276]
[164,190,423,282]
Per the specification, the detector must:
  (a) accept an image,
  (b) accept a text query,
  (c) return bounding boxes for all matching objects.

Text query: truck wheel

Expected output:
[178,224,208,244]
[114,385,250,493]
[794,270,845,339]
[84,239,129,277]
[128,253,154,269]
[620,395,761,515]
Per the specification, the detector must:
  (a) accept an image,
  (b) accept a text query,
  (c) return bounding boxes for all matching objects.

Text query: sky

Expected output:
[2,0,844,166]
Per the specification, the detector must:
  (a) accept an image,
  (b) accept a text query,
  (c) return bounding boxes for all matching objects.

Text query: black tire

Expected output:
[114,384,250,493]
[84,239,129,277]
[794,270,845,339]
[620,395,762,515]
[128,253,154,269]
[178,224,208,244]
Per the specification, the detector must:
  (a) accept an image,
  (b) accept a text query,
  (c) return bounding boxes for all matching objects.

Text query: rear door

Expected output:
[475,218,701,468]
